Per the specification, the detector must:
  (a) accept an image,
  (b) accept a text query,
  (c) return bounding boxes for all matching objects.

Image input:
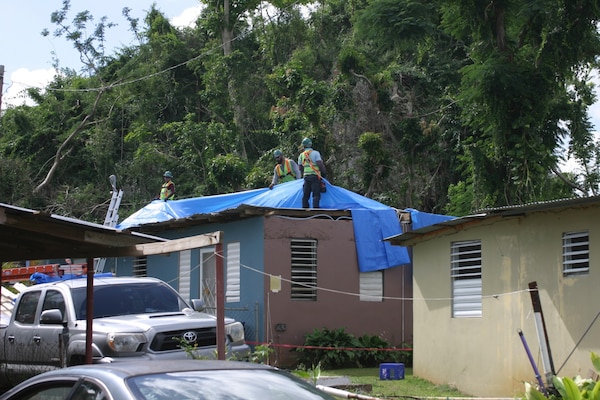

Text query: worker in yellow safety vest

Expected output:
[269,149,301,189]
[298,138,327,208]
[157,171,175,201]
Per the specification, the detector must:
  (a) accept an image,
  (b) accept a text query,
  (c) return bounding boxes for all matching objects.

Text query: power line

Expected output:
[162,247,535,303]
[38,1,306,94]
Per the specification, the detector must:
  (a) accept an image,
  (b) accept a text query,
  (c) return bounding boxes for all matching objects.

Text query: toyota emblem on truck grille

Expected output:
[182,331,198,344]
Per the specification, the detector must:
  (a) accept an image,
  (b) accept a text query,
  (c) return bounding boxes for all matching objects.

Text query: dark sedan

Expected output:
[0,360,338,399]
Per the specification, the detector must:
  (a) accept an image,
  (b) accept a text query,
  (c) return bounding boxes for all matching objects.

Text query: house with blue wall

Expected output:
[112,179,451,366]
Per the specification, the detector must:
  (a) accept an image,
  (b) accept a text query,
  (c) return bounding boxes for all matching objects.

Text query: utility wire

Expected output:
[555,311,600,374]
[163,248,534,303]
[212,251,534,302]
[38,0,306,93]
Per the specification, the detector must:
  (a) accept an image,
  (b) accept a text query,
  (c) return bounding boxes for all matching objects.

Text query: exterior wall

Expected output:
[411,204,600,397]
[110,218,266,345]
[181,219,266,345]
[264,215,412,367]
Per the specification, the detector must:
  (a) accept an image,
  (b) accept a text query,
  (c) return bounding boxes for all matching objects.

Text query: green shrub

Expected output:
[295,327,360,369]
[525,352,600,400]
[295,327,413,369]
[356,334,389,367]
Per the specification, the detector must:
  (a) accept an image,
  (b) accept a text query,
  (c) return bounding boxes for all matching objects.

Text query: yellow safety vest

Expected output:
[160,180,175,200]
[300,150,320,176]
[275,159,295,183]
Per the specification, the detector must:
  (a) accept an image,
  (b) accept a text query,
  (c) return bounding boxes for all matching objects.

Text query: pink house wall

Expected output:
[263,215,412,367]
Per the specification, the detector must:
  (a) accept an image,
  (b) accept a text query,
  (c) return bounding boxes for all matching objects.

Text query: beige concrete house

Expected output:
[386,197,600,397]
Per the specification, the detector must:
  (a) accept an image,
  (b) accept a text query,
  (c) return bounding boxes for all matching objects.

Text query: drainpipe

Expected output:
[216,242,225,360]
[400,211,412,343]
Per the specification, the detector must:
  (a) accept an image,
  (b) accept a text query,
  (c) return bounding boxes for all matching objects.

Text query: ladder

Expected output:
[95,175,123,273]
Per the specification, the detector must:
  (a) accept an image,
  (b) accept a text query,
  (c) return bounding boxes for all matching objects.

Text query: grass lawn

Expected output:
[323,366,470,399]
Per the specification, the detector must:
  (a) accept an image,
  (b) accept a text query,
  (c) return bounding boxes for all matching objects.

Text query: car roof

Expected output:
[30,360,276,379]
[30,276,165,290]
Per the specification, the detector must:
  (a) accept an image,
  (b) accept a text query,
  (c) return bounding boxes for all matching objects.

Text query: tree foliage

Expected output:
[0,0,599,223]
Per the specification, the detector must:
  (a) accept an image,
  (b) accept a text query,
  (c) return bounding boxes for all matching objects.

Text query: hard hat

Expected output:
[273,149,283,158]
[302,137,312,148]
[163,171,173,178]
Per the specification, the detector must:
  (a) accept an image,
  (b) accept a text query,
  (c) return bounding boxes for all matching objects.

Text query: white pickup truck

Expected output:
[0,276,250,389]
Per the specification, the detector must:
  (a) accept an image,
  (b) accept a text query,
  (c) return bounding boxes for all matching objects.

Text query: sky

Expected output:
[0,0,203,107]
[0,1,597,174]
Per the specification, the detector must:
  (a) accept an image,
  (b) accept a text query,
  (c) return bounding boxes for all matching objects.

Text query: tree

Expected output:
[440,0,600,207]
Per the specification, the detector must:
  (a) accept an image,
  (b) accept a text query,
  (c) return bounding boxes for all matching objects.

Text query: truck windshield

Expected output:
[71,282,188,319]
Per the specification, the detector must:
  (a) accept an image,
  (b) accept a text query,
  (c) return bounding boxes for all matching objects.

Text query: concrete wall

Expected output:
[411,204,600,397]
[170,219,266,344]
[264,215,412,367]
[109,213,414,367]
[110,218,266,344]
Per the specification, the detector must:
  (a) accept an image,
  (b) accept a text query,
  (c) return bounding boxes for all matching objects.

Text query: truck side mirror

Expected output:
[40,309,64,325]
[190,299,205,312]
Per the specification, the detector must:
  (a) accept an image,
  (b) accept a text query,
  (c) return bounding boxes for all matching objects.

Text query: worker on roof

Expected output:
[269,149,301,189]
[298,138,327,208]
[157,171,175,201]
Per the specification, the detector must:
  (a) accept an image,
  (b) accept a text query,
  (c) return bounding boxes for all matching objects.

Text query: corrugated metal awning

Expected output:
[0,203,166,261]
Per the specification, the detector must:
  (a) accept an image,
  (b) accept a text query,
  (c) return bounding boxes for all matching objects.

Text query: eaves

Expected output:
[386,195,600,247]
[125,204,353,233]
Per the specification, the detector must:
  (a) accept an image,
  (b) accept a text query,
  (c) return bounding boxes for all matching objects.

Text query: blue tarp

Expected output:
[117,180,447,272]
[29,272,113,284]
[405,208,455,229]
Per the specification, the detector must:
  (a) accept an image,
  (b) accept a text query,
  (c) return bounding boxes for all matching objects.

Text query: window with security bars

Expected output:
[226,242,241,303]
[563,231,589,276]
[451,240,482,318]
[359,271,383,302]
[132,256,147,277]
[291,239,317,301]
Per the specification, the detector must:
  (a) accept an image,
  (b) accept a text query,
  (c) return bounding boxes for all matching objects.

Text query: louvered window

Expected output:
[451,240,482,318]
[178,250,191,301]
[132,256,147,277]
[226,242,241,302]
[563,231,589,276]
[291,239,317,301]
[360,271,383,302]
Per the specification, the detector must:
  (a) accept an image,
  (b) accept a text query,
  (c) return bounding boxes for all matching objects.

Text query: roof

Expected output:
[385,196,600,246]
[117,179,396,230]
[117,179,415,272]
[0,202,166,262]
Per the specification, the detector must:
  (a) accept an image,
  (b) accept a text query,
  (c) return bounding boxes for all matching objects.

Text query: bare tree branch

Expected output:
[34,89,105,193]
[550,165,588,195]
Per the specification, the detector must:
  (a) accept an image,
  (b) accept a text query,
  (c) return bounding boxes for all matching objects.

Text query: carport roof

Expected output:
[0,202,166,262]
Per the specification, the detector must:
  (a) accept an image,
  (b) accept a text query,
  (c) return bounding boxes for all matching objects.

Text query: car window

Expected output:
[72,283,184,319]
[127,369,335,399]
[3,380,110,400]
[15,291,41,324]
[41,290,66,317]
[70,380,109,400]
[3,381,75,400]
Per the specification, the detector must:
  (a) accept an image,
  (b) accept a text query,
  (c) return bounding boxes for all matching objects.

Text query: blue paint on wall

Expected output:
[111,217,266,344]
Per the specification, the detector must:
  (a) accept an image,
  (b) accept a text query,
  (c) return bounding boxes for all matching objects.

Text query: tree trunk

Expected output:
[222,0,248,160]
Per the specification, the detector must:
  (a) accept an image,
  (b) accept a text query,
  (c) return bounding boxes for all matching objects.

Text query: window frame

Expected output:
[359,271,383,302]
[562,230,589,276]
[290,238,318,301]
[451,240,482,318]
[226,242,241,303]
